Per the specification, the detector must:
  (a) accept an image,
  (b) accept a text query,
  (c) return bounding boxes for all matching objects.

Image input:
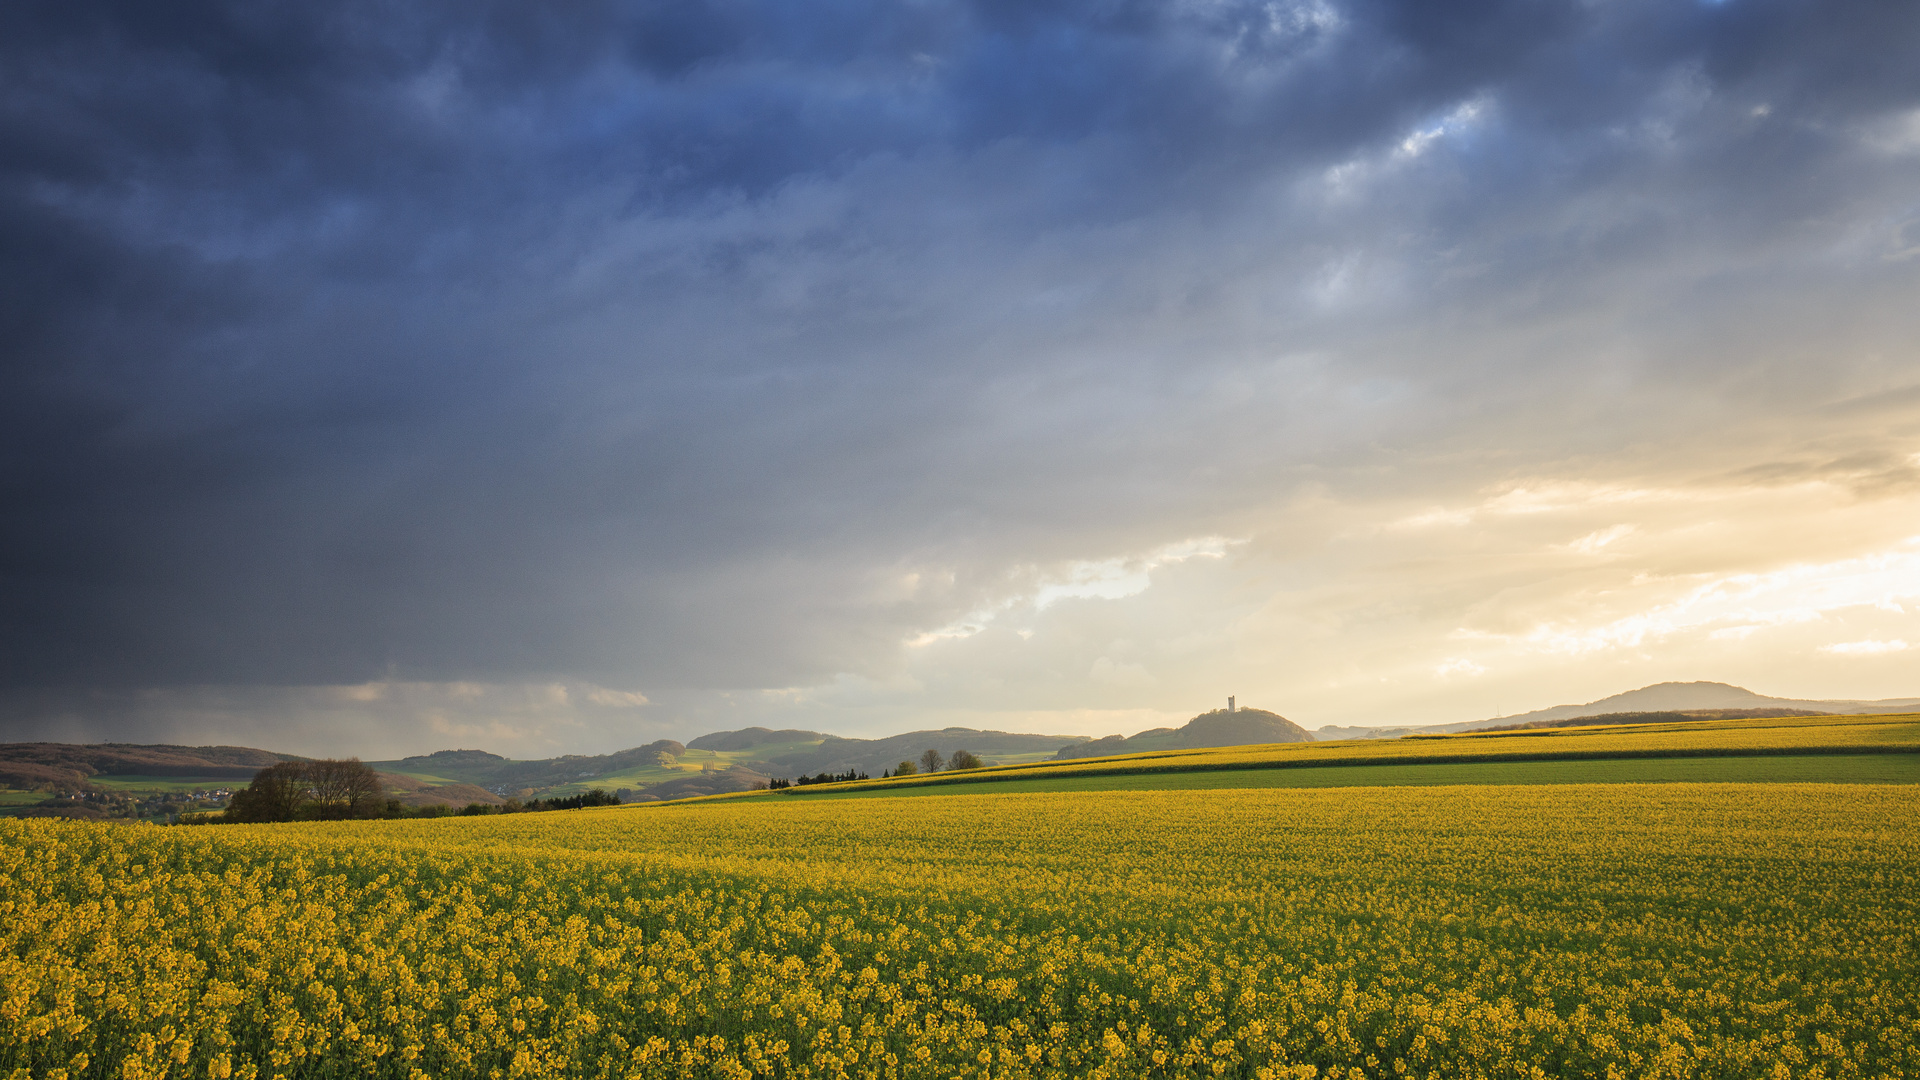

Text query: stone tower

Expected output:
[1227,696,1235,713]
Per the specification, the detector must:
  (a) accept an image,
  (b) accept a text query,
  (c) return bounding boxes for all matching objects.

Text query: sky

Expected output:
[4,0,1919,758]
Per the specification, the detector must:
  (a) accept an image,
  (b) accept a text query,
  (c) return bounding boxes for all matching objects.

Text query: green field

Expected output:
[82,774,244,793]
[548,745,799,791]
[798,751,1920,797]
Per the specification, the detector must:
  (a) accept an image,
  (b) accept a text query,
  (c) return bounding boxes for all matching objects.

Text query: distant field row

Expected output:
[770,712,1920,799]
[15,750,1911,814]
[794,752,1920,797]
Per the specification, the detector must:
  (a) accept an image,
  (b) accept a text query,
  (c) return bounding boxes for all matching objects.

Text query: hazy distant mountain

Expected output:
[1054,707,1311,760]
[0,728,1076,805]
[352,725,1081,794]
[699,726,1087,776]
[687,728,827,752]
[1315,681,1920,739]
[0,741,499,812]
[382,741,688,793]
[0,742,294,789]
[1478,708,1827,733]
[1481,681,1920,728]
[1314,725,1422,741]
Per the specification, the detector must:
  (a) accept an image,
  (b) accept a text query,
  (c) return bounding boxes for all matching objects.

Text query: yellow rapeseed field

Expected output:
[3,783,1916,1079]
[804,713,1920,795]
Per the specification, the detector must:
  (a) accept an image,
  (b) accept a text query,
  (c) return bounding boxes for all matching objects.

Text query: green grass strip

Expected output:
[790,753,1920,798]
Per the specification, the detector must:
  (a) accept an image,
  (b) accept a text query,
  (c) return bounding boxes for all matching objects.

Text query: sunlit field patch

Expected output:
[3,781,1916,1079]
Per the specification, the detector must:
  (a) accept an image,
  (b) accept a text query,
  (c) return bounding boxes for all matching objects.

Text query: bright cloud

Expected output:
[1034,537,1237,609]
[1819,639,1910,656]
[909,536,1239,647]
[1564,525,1636,555]
[1514,547,1920,656]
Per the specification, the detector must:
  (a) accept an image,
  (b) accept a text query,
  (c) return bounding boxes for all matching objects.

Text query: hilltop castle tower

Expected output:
[1227,696,1235,713]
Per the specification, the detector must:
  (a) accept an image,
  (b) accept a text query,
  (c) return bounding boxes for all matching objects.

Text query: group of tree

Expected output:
[224,759,387,822]
[878,748,985,778]
[739,748,1001,792]
[520,789,623,811]
[391,790,622,818]
[770,769,871,789]
[220,759,625,823]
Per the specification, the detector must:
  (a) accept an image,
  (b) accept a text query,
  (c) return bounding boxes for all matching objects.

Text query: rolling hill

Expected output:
[371,728,1083,801]
[710,727,1087,777]
[11,681,1919,809]
[1484,681,1920,726]
[373,742,688,794]
[1054,706,1311,759]
[1314,681,1920,739]
[0,742,292,790]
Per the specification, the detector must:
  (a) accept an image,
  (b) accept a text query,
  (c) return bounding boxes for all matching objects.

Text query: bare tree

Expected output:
[224,761,306,822]
[303,758,386,819]
[919,748,945,773]
[224,758,385,822]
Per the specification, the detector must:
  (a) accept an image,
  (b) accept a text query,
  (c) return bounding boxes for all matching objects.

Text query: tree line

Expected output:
[767,769,871,790]
[218,759,623,823]
[890,748,982,776]
[769,748,987,790]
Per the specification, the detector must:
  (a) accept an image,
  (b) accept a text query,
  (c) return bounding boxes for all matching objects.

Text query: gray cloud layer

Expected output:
[4,0,1919,747]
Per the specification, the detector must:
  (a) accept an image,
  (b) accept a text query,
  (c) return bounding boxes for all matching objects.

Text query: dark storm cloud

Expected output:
[3,0,1918,723]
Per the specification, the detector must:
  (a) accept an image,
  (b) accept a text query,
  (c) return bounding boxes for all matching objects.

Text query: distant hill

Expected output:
[693,727,1085,777]
[398,749,510,770]
[620,765,772,802]
[0,741,555,810]
[0,742,294,789]
[370,729,1080,800]
[378,773,507,809]
[688,728,826,752]
[1479,708,1828,732]
[376,740,689,795]
[1179,708,1313,747]
[1314,681,1920,739]
[1480,682,1920,728]
[1055,707,1311,760]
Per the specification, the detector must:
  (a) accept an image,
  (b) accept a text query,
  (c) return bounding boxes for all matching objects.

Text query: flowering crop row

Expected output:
[801,713,1920,796]
[3,782,1916,1079]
